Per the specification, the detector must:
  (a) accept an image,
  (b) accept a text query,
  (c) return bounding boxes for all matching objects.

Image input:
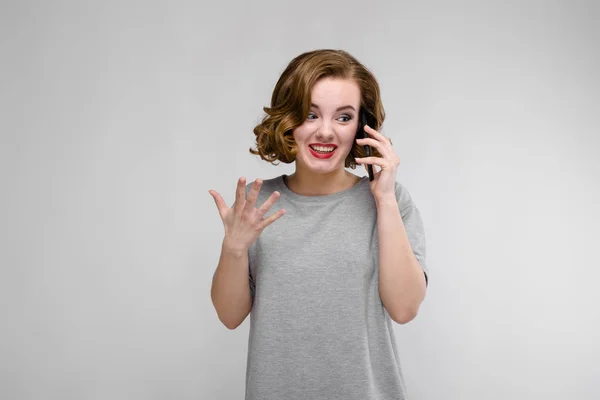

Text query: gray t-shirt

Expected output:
[244,173,428,400]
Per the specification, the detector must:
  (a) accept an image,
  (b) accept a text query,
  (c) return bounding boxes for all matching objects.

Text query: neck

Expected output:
[285,166,359,196]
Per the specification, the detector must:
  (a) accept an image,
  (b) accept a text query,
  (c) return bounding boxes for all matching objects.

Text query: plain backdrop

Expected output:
[2,0,599,399]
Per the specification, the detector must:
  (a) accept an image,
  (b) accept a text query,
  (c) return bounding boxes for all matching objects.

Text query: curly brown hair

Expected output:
[249,49,387,169]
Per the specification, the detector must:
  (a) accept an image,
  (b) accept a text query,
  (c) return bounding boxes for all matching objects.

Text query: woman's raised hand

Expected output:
[208,177,285,253]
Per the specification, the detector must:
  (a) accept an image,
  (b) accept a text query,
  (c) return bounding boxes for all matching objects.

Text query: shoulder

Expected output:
[393,180,418,212]
[244,175,283,194]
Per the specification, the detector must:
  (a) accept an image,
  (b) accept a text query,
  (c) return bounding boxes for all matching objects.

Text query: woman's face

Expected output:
[292,77,361,174]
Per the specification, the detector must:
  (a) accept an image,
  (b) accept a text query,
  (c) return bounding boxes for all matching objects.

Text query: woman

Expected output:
[209,49,428,400]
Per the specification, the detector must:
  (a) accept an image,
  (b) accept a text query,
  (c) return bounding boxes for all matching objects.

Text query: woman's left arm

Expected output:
[374,196,427,324]
[355,124,427,324]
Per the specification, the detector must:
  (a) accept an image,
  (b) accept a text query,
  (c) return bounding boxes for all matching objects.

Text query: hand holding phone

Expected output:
[356,110,375,181]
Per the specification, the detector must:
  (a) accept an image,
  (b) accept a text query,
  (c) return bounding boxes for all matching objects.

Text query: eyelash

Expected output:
[307,113,353,122]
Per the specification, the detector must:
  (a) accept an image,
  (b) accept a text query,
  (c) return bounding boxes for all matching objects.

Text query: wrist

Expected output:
[374,193,397,207]
[222,238,248,257]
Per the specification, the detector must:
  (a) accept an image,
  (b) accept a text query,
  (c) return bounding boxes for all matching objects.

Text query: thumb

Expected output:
[208,190,227,220]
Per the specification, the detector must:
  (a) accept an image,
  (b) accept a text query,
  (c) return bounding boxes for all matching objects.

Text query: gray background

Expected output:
[2,0,599,399]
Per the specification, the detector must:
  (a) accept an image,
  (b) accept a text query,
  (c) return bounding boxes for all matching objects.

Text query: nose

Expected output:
[315,120,334,141]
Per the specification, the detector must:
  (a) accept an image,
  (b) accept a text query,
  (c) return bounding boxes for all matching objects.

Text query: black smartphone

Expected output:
[356,109,375,181]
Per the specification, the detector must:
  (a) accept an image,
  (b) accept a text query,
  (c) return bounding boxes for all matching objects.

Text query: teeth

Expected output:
[310,145,335,152]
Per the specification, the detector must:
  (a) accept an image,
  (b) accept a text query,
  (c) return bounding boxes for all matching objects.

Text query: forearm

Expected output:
[210,239,252,329]
[375,195,426,324]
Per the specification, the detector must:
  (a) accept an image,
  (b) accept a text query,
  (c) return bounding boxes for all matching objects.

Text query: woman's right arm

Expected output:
[208,177,285,330]
[210,239,252,330]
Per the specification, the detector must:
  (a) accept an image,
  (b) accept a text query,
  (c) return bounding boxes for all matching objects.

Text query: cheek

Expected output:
[292,126,310,142]
[344,128,358,146]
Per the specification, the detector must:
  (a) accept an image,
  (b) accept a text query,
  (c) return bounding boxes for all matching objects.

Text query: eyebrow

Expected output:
[310,103,356,112]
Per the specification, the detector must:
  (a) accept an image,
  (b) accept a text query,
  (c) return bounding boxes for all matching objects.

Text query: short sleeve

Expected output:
[395,182,428,286]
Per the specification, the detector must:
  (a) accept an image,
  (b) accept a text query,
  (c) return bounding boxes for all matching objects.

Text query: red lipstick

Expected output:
[308,144,337,159]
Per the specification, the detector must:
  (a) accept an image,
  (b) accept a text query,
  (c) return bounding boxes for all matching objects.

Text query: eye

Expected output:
[306,113,353,122]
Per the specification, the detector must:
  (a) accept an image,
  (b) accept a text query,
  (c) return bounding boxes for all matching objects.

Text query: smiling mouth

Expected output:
[308,145,336,154]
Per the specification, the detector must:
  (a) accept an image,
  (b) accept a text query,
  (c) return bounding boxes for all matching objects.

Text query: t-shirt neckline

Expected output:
[277,174,369,203]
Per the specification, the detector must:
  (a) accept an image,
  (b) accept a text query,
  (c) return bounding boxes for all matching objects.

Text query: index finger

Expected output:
[365,125,391,144]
